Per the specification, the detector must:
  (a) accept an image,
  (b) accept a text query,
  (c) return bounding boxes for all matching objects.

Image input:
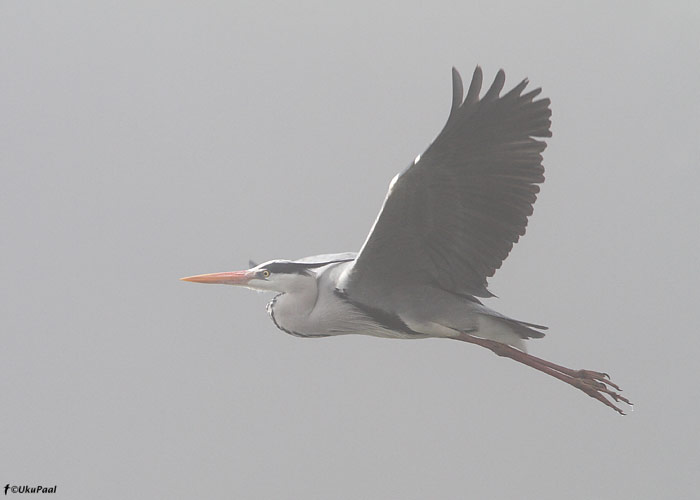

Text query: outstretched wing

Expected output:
[343,66,551,302]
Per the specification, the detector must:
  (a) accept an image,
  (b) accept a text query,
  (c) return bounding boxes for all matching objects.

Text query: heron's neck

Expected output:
[266,277,318,336]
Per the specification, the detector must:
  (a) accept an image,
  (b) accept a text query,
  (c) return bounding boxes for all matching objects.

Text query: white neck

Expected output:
[266,276,319,336]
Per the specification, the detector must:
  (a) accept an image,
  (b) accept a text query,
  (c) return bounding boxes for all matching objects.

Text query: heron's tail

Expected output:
[501,317,547,339]
[468,314,546,353]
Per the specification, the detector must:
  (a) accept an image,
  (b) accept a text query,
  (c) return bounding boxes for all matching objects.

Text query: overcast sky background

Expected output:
[2,2,699,499]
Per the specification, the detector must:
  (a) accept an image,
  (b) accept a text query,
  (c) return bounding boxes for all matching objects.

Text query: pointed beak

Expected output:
[180,270,254,285]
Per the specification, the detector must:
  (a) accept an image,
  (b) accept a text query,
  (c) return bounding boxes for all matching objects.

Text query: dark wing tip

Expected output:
[503,77,529,100]
[248,259,258,268]
[448,67,464,121]
[464,65,483,104]
[522,87,543,101]
[451,67,464,106]
[483,69,506,102]
[532,97,553,137]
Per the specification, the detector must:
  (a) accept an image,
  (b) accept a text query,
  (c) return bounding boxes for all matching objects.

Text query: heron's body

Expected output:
[183,67,631,414]
[264,254,538,351]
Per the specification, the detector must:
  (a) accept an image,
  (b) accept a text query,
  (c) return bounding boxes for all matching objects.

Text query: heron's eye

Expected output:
[261,269,271,278]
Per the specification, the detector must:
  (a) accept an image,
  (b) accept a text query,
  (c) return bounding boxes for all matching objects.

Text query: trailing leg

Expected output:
[455,331,632,415]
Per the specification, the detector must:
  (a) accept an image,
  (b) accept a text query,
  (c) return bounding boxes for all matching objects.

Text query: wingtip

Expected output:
[522,87,543,101]
[483,69,506,101]
[450,67,464,112]
[472,65,483,84]
[464,66,483,104]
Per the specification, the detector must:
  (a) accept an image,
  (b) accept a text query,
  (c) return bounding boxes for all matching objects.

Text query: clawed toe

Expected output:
[574,372,632,414]
[574,369,621,391]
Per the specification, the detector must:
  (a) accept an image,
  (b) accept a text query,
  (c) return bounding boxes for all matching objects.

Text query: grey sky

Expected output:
[2,2,699,499]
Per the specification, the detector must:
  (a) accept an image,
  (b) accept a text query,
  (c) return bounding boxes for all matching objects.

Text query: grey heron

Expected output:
[182,66,631,414]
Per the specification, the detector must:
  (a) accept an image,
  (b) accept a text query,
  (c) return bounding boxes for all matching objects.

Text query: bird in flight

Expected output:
[182,66,631,414]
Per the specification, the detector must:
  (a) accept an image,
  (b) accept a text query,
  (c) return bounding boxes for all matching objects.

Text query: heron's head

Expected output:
[181,260,317,293]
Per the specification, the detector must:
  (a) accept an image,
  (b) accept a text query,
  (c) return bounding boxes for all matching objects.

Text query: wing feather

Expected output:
[344,66,551,301]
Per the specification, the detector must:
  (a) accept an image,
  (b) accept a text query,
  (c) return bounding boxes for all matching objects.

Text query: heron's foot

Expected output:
[453,333,633,415]
[570,369,632,414]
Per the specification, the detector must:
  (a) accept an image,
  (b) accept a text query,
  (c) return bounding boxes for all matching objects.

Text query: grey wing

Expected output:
[342,66,551,302]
